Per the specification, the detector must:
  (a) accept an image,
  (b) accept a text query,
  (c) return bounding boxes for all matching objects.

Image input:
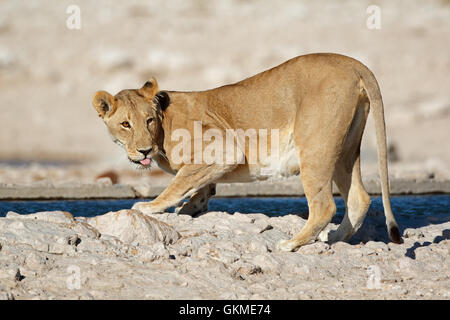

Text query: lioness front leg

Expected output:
[132,165,233,215]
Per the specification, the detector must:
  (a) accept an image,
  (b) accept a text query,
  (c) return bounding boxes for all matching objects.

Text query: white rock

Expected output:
[248,239,269,253]
[197,242,241,264]
[251,253,281,274]
[95,177,113,186]
[233,262,262,277]
[269,214,306,235]
[260,228,290,252]
[297,241,331,255]
[364,241,389,252]
[87,210,180,246]
[6,210,74,225]
[136,242,170,262]
[231,212,255,223]
[24,251,48,272]
[0,203,448,299]
[0,218,78,254]
[403,228,425,239]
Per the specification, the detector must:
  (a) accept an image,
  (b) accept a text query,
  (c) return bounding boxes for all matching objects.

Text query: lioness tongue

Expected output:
[140,158,151,166]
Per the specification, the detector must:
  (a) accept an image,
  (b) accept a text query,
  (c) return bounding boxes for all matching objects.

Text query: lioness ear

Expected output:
[153,91,170,111]
[139,77,159,100]
[93,91,115,118]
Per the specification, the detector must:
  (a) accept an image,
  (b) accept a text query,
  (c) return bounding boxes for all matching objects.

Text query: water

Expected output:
[0,195,449,218]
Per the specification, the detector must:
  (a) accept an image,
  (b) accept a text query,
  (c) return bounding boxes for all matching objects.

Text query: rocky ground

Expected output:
[0,0,449,301]
[0,208,448,300]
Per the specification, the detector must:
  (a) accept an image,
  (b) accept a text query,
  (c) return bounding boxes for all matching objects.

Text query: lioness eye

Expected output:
[121,121,131,128]
[147,118,154,126]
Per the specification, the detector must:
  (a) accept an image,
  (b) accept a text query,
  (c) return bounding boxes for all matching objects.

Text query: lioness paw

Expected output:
[174,201,208,216]
[131,202,163,215]
[276,239,298,252]
[317,229,331,242]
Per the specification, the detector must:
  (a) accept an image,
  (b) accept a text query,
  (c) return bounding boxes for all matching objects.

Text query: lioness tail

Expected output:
[359,66,402,244]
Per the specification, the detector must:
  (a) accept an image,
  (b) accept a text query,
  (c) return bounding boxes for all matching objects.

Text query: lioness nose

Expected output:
[138,148,152,156]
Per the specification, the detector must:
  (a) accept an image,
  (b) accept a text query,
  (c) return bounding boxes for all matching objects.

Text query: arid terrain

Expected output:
[0,1,449,300]
[0,208,448,300]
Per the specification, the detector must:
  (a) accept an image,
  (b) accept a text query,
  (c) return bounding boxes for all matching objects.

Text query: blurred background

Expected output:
[0,0,449,186]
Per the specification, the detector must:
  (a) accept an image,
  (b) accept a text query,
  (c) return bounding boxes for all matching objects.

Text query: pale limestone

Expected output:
[0,209,448,299]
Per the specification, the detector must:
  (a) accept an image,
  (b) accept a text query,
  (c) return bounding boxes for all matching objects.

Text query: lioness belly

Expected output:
[218,132,300,183]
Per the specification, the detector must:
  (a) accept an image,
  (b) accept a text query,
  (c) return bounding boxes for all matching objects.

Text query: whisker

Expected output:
[158,150,169,162]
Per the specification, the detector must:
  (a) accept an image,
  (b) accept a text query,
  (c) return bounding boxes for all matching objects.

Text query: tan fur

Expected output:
[93,53,401,251]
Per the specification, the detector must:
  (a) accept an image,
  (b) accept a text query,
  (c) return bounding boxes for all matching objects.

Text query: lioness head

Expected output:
[93,78,170,168]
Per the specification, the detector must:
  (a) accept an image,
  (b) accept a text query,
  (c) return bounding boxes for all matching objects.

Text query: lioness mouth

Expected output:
[130,158,152,166]
[140,158,151,166]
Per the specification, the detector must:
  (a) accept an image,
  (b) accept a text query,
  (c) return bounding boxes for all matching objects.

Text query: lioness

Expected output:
[93,53,401,251]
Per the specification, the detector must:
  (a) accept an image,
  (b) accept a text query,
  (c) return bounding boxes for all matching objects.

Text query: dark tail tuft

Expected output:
[389,226,403,244]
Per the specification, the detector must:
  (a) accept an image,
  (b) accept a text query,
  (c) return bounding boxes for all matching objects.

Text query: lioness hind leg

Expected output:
[278,129,340,251]
[175,183,216,216]
[277,88,359,252]
[326,155,371,243]
[278,177,336,252]
[325,96,372,242]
